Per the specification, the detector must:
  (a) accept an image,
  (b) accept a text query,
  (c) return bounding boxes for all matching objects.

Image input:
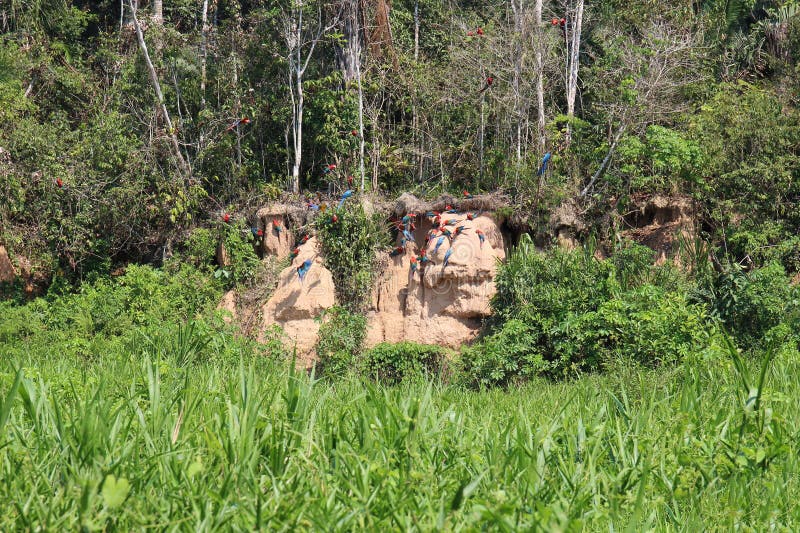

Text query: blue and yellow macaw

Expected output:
[537,152,551,176]
[297,259,312,283]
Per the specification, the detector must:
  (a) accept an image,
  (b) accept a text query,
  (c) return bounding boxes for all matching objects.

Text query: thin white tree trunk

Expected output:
[152,0,163,24]
[566,0,583,144]
[535,0,545,152]
[199,0,209,109]
[356,58,366,190]
[129,0,188,177]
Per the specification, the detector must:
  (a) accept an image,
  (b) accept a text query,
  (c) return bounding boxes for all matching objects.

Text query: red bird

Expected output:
[463,190,473,199]
[328,164,337,171]
[467,212,474,221]
[331,214,339,223]
[223,213,231,223]
[272,219,283,233]
[257,229,264,237]
[225,117,251,132]
[551,18,559,25]
[479,76,494,94]
[301,234,310,244]
[476,27,484,36]
[351,130,358,136]
[56,178,63,188]
[289,247,301,261]
[347,175,354,186]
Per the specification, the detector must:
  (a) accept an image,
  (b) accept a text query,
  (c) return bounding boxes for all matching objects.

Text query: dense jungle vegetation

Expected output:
[2,0,800,528]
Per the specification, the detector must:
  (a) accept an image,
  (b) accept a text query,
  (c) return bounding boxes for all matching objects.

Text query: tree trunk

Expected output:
[152,0,163,24]
[535,0,545,153]
[129,0,189,178]
[199,0,209,109]
[565,0,584,144]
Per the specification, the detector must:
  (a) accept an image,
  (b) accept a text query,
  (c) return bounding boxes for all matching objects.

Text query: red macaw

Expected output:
[301,234,310,244]
[226,117,251,132]
[475,229,485,248]
[410,255,418,274]
[463,190,473,199]
[223,213,231,223]
[331,214,339,223]
[272,219,283,234]
[289,247,300,261]
[351,129,358,136]
[419,249,430,265]
[347,175,354,186]
[476,27,484,36]
[479,76,494,94]
[56,178,64,188]
[453,225,466,238]
[389,246,405,257]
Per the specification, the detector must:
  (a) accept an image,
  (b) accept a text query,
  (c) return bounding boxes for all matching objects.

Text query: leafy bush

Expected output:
[693,262,799,350]
[215,223,261,288]
[363,342,447,384]
[464,237,721,387]
[315,306,367,377]
[314,203,386,312]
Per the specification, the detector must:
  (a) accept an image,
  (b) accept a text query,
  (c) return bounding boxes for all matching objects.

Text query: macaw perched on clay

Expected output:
[475,229,485,248]
[443,248,453,268]
[338,189,353,209]
[463,190,474,199]
[537,152,551,176]
[297,259,312,283]
[300,234,310,245]
[453,225,466,238]
[389,246,405,257]
[419,249,430,265]
[272,219,283,234]
[403,229,414,243]
[251,227,264,238]
[401,214,415,227]
[433,235,446,255]
[410,255,418,274]
[445,207,460,214]
[440,228,454,240]
[426,229,437,243]
[289,247,301,262]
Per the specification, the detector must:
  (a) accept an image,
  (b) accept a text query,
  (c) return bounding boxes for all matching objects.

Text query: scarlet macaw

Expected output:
[297,259,312,283]
[538,152,551,176]
[410,255,418,274]
[479,76,494,94]
[226,117,251,132]
[289,247,300,261]
[351,129,358,136]
[338,189,353,209]
[475,229,485,248]
[443,248,453,268]
[476,27,484,36]
[347,175,354,187]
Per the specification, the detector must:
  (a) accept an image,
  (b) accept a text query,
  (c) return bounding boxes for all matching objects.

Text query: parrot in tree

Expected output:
[338,189,353,209]
[389,246,405,257]
[289,247,300,261]
[347,175,354,187]
[322,163,337,175]
[463,190,473,199]
[433,236,446,255]
[410,255,418,274]
[443,248,453,268]
[538,152,551,176]
[301,234,310,244]
[272,219,283,234]
[223,213,231,223]
[320,203,328,213]
[56,178,64,188]
[479,76,494,94]
[225,117,251,132]
[351,129,358,136]
[297,259,312,283]
[476,27,484,36]
[475,229,485,248]
[331,214,338,223]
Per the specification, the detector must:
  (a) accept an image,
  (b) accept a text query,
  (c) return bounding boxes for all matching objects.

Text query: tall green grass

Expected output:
[1,340,799,530]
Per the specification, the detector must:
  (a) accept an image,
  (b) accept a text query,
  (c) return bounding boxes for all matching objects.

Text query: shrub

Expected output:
[463,237,722,386]
[215,223,261,288]
[315,306,367,377]
[314,203,386,312]
[363,342,447,384]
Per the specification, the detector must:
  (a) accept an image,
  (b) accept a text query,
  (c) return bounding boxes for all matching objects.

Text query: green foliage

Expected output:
[466,237,721,386]
[692,262,800,350]
[363,342,447,384]
[315,306,367,377]
[314,203,386,311]
[216,223,261,288]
